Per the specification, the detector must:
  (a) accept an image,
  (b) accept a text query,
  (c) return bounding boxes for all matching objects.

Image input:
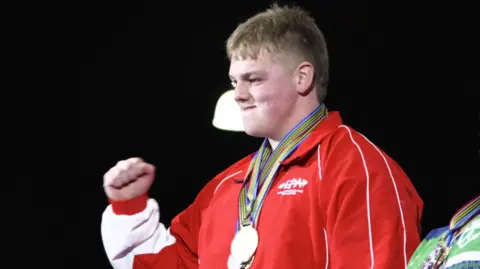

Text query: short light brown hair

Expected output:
[226,4,329,103]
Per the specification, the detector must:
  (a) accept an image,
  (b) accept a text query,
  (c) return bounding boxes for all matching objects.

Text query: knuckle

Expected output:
[117,161,130,171]
[129,157,143,163]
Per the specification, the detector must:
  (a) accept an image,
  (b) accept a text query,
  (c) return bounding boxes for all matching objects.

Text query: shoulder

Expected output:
[424,226,449,240]
[320,124,419,200]
[322,124,396,172]
[194,153,253,202]
[407,227,447,268]
[325,124,383,158]
[170,154,254,227]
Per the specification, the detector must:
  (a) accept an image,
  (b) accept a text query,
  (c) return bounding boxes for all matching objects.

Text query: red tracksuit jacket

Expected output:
[101,112,424,269]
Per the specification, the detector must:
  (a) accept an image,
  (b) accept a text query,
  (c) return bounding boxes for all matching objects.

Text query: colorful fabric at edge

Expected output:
[407,195,480,269]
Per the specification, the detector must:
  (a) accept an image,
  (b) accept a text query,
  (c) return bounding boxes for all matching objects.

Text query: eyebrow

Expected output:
[229,71,265,81]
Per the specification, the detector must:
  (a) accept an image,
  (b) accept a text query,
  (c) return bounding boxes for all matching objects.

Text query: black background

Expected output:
[9,0,479,268]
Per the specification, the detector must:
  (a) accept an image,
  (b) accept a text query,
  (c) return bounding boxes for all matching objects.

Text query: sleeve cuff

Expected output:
[109,194,149,215]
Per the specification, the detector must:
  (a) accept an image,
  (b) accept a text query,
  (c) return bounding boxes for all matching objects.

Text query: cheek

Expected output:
[257,90,295,117]
[252,82,293,104]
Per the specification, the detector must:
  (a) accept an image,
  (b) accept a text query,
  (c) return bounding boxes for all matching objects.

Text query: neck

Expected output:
[268,101,324,150]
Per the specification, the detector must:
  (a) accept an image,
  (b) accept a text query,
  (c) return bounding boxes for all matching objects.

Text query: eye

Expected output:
[248,78,261,84]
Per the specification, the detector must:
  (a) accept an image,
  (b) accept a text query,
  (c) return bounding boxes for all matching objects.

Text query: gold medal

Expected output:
[230,225,259,264]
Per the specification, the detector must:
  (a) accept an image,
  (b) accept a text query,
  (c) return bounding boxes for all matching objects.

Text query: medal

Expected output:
[227,255,241,269]
[227,254,255,269]
[419,195,480,269]
[233,105,328,267]
[230,225,259,263]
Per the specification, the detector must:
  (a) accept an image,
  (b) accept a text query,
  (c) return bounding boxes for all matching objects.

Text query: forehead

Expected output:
[229,49,298,79]
[229,51,291,79]
[229,55,271,77]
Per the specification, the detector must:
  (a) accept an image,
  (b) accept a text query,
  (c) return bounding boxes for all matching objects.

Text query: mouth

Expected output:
[241,106,256,112]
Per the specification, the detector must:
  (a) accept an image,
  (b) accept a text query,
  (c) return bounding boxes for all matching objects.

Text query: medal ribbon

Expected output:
[420,195,480,269]
[238,104,328,228]
[445,195,480,245]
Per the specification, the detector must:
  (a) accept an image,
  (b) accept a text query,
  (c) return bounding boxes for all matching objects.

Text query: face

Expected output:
[229,51,299,140]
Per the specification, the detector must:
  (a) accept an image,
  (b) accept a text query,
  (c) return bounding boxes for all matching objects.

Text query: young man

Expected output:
[407,195,479,269]
[101,5,424,269]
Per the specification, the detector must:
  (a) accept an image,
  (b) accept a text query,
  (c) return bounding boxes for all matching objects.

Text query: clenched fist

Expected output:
[103,157,156,201]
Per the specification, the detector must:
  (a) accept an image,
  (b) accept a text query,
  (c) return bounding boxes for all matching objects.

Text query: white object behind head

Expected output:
[213,90,244,132]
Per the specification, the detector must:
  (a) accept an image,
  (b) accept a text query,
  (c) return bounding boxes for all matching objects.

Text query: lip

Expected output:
[241,106,256,111]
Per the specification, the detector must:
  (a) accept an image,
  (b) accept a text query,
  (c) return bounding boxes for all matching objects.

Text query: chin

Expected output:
[243,126,269,138]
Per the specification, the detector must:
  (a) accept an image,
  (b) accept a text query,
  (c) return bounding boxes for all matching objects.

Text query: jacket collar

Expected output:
[230,111,344,183]
[281,111,343,165]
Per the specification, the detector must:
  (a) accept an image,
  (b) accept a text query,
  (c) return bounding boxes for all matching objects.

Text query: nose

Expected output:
[233,83,250,103]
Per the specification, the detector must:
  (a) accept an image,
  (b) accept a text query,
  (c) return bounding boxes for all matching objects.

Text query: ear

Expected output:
[295,62,315,95]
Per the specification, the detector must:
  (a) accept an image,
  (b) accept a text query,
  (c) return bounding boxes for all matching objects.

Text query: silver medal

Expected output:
[227,255,241,269]
[230,225,259,264]
[227,254,254,269]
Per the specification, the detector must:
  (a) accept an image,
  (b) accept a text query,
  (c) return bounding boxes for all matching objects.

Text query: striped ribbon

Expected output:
[421,194,480,268]
[445,195,480,246]
[238,104,328,228]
